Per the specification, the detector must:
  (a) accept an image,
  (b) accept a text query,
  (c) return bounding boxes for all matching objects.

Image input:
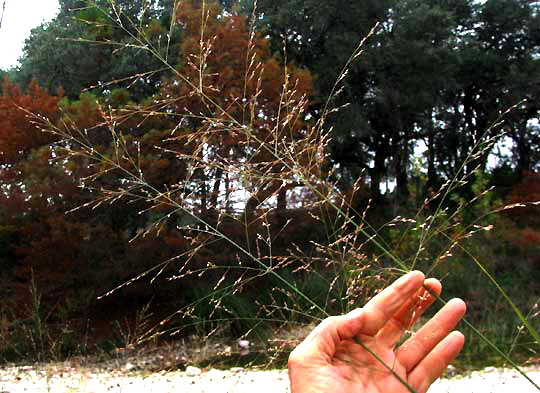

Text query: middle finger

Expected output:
[375,278,441,347]
[361,271,425,336]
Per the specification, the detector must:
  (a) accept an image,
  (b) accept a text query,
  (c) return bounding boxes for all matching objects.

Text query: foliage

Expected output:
[244,0,540,200]
[501,171,540,253]
[13,0,181,100]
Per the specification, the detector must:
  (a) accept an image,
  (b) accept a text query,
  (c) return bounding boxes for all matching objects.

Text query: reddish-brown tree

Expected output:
[160,0,314,217]
[503,171,540,248]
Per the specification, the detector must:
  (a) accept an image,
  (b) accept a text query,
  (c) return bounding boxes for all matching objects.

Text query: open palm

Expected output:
[288,271,466,393]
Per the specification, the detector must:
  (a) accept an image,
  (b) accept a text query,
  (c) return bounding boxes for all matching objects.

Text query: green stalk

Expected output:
[461,318,540,390]
[459,245,540,344]
[353,337,417,393]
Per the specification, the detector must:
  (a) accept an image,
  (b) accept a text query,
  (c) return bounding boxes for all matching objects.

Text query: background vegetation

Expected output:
[1,0,540,376]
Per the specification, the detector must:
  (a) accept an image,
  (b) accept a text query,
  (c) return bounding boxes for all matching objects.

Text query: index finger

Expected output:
[361,270,425,336]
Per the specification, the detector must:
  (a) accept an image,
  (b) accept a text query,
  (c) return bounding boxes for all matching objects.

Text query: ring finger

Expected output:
[396,298,466,372]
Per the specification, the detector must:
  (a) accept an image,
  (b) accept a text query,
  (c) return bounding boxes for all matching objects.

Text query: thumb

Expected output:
[337,308,365,339]
[290,309,365,362]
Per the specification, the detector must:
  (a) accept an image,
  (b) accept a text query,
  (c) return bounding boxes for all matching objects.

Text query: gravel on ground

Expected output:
[2,361,540,393]
[2,338,540,393]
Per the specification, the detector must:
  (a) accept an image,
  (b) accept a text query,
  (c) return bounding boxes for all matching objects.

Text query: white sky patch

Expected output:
[0,0,59,70]
[487,135,513,168]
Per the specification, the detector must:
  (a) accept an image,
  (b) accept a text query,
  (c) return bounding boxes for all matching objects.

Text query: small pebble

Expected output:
[185,366,202,377]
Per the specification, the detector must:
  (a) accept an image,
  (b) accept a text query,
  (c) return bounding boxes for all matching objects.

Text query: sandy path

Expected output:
[3,363,540,393]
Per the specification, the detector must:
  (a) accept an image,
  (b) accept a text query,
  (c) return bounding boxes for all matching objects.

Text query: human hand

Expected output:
[288,271,466,393]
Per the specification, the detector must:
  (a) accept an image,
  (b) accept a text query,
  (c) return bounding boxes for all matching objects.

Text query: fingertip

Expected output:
[410,270,426,281]
[305,309,365,348]
[423,278,442,296]
[451,330,465,342]
[398,270,425,290]
[343,308,364,337]
[447,330,466,357]
[345,307,364,321]
[448,298,467,316]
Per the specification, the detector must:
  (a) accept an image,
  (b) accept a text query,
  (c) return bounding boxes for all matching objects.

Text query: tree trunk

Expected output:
[426,130,437,194]
[369,153,385,200]
[277,188,287,211]
[394,143,409,199]
[210,167,223,208]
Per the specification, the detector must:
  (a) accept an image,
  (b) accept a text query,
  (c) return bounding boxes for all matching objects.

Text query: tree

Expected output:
[430,0,540,188]
[243,0,474,200]
[146,0,314,218]
[245,0,540,203]
[358,0,469,198]
[13,0,182,100]
[0,78,80,304]
[0,78,175,314]
[0,78,61,164]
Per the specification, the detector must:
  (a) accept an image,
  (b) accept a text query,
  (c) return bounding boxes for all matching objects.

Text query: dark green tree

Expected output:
[243,0,540,201]
[14,0,181,100]
[431,0,540,185]
[244,0,472,199]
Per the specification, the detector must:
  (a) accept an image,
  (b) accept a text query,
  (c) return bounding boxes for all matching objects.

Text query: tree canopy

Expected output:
[11,0,181,100]
[243,0,540,199]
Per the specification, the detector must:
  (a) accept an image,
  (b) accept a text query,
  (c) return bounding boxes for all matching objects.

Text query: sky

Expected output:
[0,0,60,70]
